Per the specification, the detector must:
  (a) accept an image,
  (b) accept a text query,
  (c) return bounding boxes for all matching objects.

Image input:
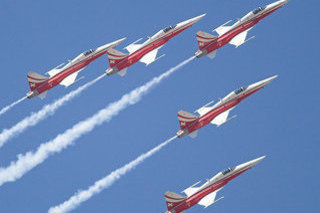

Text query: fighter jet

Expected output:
[26,38,126,99]
[195,0,289,59]
[176,75,277,138]
[105,14,206,77]
[164,156,265,213]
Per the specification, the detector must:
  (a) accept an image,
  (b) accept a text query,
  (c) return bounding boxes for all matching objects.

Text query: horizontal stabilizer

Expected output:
[207,50,217,59]
[117,68,128,77]
[38,91,48,99]
[189,130,198,139]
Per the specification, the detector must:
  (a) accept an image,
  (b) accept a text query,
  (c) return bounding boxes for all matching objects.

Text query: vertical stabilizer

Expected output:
[106,48,128,67]
[27,72,48,91]
[178,110,198,129]
[165,191,186,211]
[196,31,217,50]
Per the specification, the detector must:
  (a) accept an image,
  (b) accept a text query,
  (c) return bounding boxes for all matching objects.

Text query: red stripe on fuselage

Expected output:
[112,23,193,72]
[171,168,250,213]
[29,49,107,95]
[183,86,262,135]
[201,5,283,54]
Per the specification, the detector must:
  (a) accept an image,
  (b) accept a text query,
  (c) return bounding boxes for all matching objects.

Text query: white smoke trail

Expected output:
[0,74,105,148]
[0,56,195,187]
[48,135,176,213]
[0,96,27,117]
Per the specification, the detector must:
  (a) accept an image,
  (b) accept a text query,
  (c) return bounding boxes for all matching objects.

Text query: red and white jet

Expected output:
[105,14,206,77]
[26,38,126,99]
[176,75,277,138]
[195,0,289,59]
[164,156,265,213]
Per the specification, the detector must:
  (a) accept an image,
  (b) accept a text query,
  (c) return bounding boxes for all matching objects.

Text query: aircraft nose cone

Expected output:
[189,13,206,23]
[97,37,127,51]
[179,14,206,27]
[250,156,266,166]
[247,75,278,91]
[261,75,278,86]
[236,156,266,171]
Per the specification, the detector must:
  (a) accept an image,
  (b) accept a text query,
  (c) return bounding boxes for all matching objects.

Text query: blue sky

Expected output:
[0,0,319,212]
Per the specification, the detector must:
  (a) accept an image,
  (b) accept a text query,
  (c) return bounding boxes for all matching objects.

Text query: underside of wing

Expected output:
[207,50,217,59]
[59,67,85,87]
[229,31,248,47]
[47,68,63,78]
[139,49,159,65]
[210,107,235,127]
[215,26,232,36]
[229,27,253,47]
[188,130,198,139]
[183,186,201,197]
[125,43,143,54]
[38,91,48,99]
[117,68,128,77]
[198,191,218,208]
[196,106,214,117]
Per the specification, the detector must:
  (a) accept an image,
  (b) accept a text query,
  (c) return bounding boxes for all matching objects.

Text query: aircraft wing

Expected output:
[139,49,158,65]
[139,45,164,66]
[229,27,253,47]
[38,91,48,99]
[183,186,200,197]
[196,106,213,117]
[198,187,224,208]
[215,26,232,36]
[124,43,143,54]
[59,68,84,87]
[188,130,198,139]
[198,191,218,208]
[210,107,236,127]
[47,68,63,78]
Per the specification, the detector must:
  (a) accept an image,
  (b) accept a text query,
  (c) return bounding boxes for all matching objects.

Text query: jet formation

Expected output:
[105,14,206,76]
[26,38,126,99]
[0,0,291,212]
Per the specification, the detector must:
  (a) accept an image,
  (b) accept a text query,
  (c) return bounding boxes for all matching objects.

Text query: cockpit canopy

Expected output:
[234,87,247,95]
[222,167,234,175]
[83,49,96,56]
[163,25,177,33]
[253,6,266,14]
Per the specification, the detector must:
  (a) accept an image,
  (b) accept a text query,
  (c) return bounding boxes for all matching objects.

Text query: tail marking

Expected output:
[27,72,48,91]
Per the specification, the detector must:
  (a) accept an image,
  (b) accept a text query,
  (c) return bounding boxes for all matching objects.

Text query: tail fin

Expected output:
[165,191,186,211]
[27,71,48,91]
[106,48,128,68]
[178,110,198,129]
[196,31,217,50]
